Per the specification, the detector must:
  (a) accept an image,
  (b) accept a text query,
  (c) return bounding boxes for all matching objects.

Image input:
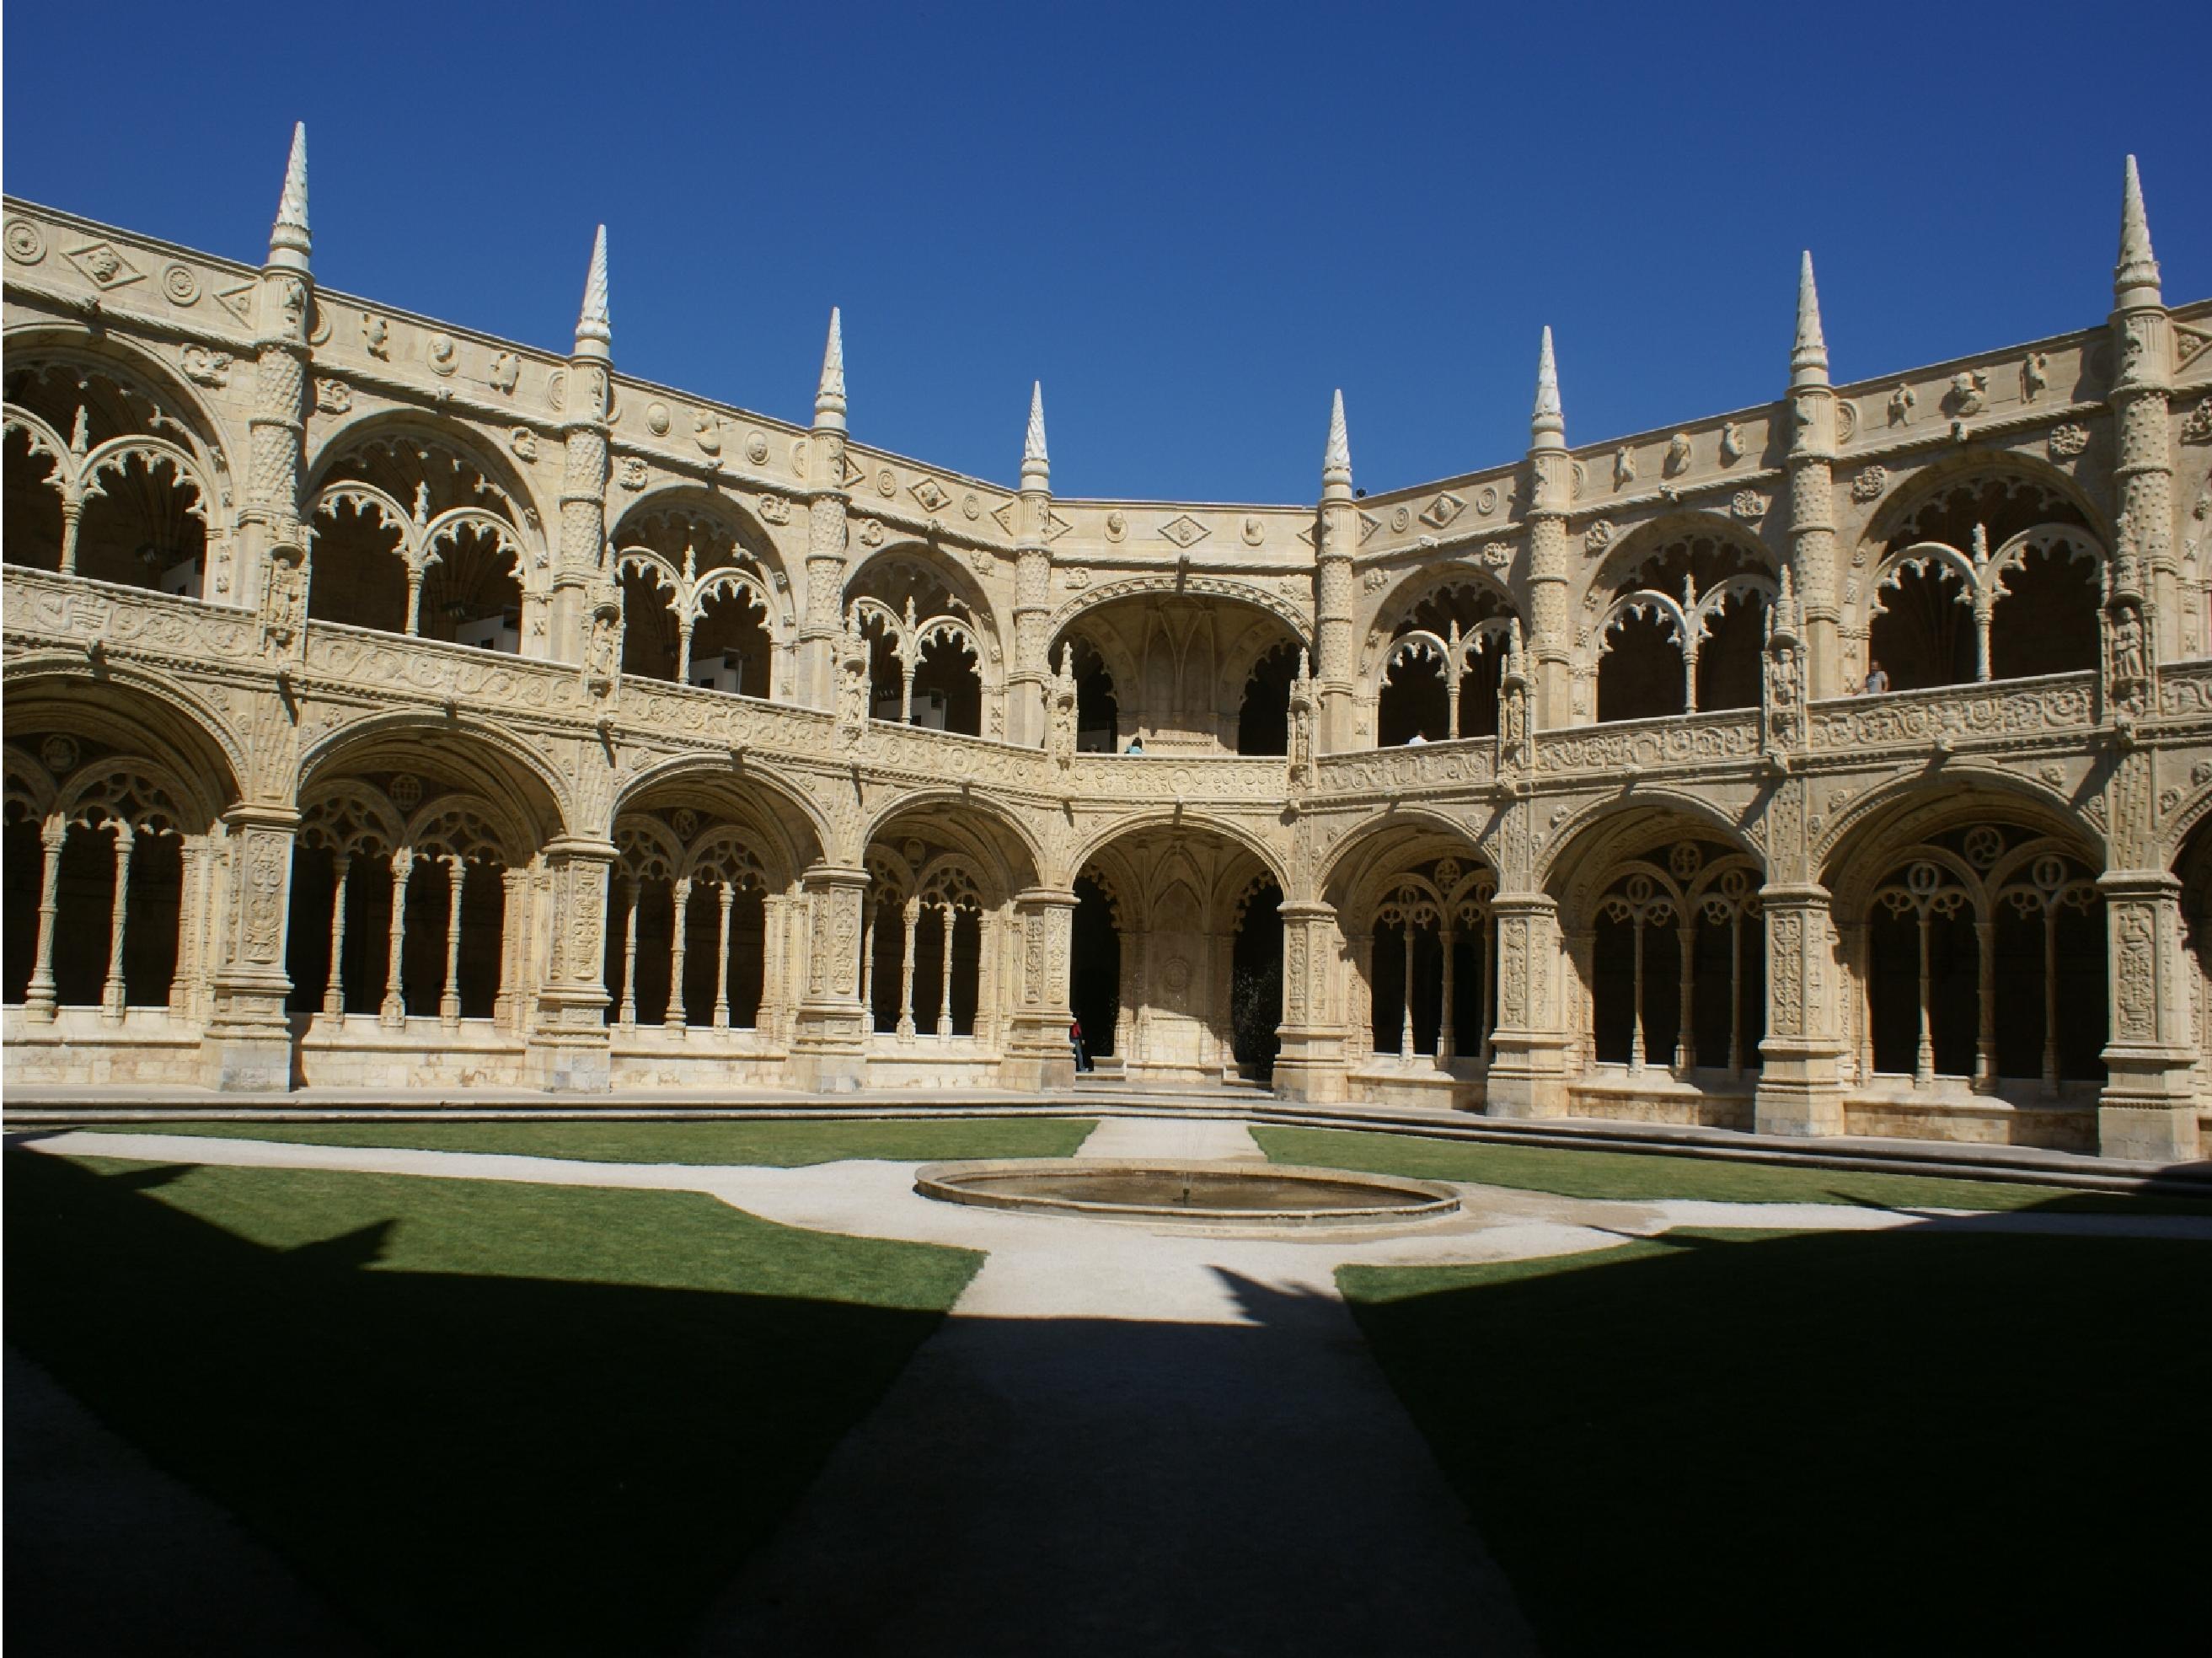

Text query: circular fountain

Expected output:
[914,1159,1460,1229]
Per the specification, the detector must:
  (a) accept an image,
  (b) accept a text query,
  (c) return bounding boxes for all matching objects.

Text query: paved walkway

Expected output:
[17,1122,2211,1655]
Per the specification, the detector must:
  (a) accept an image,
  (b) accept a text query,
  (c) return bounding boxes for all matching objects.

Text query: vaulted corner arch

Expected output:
[845,542,1004,738]
[1583,518,1775,723]
[1048,590,1309,756]
[303,414,549,652]
[1851,464,2106,694]
[1363,570,1520,747]
[1075,818,1283,1085]
[4,338,234,600]
[609,489,794,698]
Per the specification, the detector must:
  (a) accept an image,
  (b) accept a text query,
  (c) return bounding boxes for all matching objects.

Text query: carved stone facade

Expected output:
[5,145,2209,1160]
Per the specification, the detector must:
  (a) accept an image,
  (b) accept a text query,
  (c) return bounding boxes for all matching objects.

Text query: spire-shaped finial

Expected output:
[573,225,610,357]
[1529,327,1564,450]
[815,307,846,430]
[2115,154,2161,309]
[1792,251,1829,388]
[267,121,311,271]
[1021,380,1049,487]
[1322,389,1352,494]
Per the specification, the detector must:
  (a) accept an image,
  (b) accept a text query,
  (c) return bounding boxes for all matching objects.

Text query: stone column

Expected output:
[1000,886,1079,1090]
[1753,883,1851,1137]
[99,824,133,1024]
[1273,900,1348,1103]
[198,805,299,1090]
[667,877,690,1033]
[2097,872,2201,1161]
[790,863,870,1092]
[524,840,615,1092]
[438,859,465,1028]
[380,850,411,1028]
[712,884,734,1030]
[322,851,350,1017]
[1483,891,1572,1118]
[23,817,65,1021]
[897,899,919,1042]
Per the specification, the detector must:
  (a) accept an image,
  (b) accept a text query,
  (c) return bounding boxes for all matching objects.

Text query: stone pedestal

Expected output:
[525,843,614,1092]
[2097,872,2201,1162]
[1482,893,1572,1119]
[1753,883,1850,1137]
[1272,901,1348,1103]
[790,864,870,1092]
[1000,888,1078,1092]
[196,808,298,1091]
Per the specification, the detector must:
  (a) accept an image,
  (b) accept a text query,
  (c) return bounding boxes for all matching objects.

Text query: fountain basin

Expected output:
[913,1159,1460,1228]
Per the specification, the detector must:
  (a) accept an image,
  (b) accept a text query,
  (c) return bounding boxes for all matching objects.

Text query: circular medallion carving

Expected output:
[160,262,200,304]
[747,431,769,464]
[5,218,46,264]
[646,402,672,436]
[39,735,78,775]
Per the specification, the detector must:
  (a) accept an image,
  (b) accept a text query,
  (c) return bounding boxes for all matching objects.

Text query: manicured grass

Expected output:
[1255,1124,2212,1213]
[76,1114,1097,1167]
[6,1148,985,1655]
[1342,1227,2212,1655]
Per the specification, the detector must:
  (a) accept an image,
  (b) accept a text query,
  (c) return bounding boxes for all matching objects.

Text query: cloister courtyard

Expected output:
[8,1108,2209,1655]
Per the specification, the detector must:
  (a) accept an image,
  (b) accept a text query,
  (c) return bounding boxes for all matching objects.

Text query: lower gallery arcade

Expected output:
[6,671,2204,1162]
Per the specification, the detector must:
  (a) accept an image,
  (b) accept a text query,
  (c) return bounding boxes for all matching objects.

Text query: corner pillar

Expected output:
[790,863,870,1092]
[525,840,614,1092]
[197,806,300,1091]
[2097,871,2201,1162]
[1482,892,1572,1118]
[1753,882,1851,1136]
[1000,887,1079,1091]
[1273,900,1348,1103]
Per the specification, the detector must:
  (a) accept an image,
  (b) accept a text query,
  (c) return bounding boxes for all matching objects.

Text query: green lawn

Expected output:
[1342,1226,2212,1655]
[1256,1124,2212,1213]
[75,1114,1096,1167]
[6,1147,985,1655]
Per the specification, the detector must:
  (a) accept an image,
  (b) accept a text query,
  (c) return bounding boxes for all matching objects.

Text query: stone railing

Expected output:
[1315,738,1495,796]
[1062,752,1289,804]
[1804,671,2097,753]
[3,565,259,667]
[1534,708,1761,775]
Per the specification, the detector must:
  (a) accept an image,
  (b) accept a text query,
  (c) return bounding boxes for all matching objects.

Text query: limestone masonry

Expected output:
[5,130,2208,1159]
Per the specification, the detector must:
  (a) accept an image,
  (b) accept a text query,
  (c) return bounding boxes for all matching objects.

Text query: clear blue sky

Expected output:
[6,1,2205,503]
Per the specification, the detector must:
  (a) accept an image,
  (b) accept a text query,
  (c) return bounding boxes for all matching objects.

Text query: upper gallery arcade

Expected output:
[4,127,2209,1162]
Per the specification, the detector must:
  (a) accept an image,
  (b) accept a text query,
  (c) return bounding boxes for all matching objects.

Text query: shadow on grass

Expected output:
[1342,1218,2212,1657]
[4,1149,961,1656]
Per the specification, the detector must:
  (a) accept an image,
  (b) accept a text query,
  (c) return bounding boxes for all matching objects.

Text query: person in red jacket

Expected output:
[1069,1016,1092,1073]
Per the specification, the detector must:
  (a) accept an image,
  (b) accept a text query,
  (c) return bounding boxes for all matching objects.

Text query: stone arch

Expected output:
[1,662,245,814]
[844,539,1003,647]
[1582,514,1777,721]
[2,324,236,468]
[1070,808,1288,895]
[1047,573,1311,647]
[859,790,1042,898]
[1813,764,2097,875]
[304,409,549,646]
[298,713,570,847]
[4,332,235,594]
[1540,789,1763,913]
[611,484,791,588]
[1314,806,1488,902]
[608,753,827,880]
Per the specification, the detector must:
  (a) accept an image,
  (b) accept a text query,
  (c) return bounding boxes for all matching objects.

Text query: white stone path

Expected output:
[22,1123,2212,1656]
